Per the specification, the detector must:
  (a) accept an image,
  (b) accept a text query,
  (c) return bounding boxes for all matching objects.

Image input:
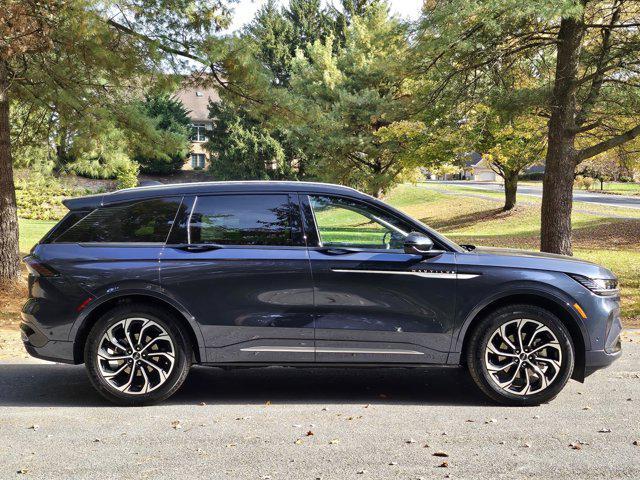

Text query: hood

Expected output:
[460,246,616,279]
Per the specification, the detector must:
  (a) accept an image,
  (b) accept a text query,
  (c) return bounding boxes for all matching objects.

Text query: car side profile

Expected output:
[21,181,622,405]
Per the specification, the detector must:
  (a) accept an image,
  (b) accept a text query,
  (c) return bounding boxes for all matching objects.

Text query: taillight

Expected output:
[23,256,59,277]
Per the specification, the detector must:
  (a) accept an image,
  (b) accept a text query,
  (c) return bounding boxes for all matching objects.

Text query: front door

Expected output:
[301,194,457,364]
[160,193,315,363]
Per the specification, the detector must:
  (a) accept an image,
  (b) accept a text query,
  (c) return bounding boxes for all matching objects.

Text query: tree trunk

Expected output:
[540,14,585,256]
[0,61,21,281]
[503,172,518,211]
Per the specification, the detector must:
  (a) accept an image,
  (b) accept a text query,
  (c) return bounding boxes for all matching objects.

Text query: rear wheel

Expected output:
[84,304,192,405]
[466,304,575,406]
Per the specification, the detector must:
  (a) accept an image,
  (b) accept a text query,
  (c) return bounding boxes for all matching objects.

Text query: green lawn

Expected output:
[16,184,640,325]
[18,218,56,254]
[520,180,640,196]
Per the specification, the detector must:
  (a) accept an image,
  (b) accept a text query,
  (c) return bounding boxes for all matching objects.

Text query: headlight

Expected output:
[569,274,619,296]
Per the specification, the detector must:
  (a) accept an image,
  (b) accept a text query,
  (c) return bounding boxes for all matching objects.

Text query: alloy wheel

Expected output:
[484,318,562,395]
[96,318,175,395]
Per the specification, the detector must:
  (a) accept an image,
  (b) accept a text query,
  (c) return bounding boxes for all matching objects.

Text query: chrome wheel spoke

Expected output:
[499,323,518,351]
[487,343,518,358]
[529,341,560,355]
[97,318,175,395]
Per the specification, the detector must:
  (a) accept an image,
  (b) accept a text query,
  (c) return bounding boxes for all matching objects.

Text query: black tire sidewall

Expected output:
[84,304,191,406]
[467,305,575,406]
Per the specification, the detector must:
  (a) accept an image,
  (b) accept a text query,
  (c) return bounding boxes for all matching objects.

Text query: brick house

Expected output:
[174,84,220,170]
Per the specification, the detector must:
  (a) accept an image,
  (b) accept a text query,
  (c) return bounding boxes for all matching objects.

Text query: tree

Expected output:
[132,94,191,175]
[464,106,546,210]
[206,100,293,180]
[414,0,640,254]
[261,3,420,197]
[0,0,231,281]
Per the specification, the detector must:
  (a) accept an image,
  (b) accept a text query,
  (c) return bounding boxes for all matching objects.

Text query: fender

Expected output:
[69,281,207,363]
[450,281,590,356]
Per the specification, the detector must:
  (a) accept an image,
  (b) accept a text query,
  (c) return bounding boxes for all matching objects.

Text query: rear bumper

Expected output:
[20,322,75,364]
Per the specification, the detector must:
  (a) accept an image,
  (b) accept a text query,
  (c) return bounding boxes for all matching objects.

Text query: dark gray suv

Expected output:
[21,181,622,405]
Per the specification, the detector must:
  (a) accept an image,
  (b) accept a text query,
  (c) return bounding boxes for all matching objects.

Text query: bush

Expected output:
[574,175,595,190]
[15,174,89,221]
[519,172,545,181]
[115,161,140,189]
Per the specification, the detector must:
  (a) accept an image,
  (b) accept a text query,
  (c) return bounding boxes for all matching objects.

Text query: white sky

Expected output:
[227,0,424,32]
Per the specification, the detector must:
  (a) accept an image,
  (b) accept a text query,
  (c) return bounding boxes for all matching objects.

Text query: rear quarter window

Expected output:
[54,197,184,243]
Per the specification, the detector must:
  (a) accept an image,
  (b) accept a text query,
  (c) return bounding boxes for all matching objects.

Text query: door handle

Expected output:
[171,244,223,252]
[318,247,359,255]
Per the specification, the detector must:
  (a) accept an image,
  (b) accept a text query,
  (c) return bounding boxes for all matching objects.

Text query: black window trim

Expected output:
[165,192,307,249]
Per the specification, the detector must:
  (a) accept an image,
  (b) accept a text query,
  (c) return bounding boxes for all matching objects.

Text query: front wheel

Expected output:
[84,304,192,405]
[466,304,575,406]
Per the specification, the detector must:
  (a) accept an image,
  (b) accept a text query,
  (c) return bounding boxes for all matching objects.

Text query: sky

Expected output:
[226,0,424,32]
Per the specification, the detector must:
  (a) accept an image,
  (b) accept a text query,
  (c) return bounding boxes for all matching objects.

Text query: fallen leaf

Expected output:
[306,431,314,436]
[292,424,302,428]
[329,439,340,445]
[598,428,612,433]
[633,440,639,446]
[465,419,475,423]
[388,461,398,466]
[171,421,181,430]
[226,443,237,448]
[17,469,29,475]
[532,415,540,419]
[423,443,430,448]
[356,469,367,474]
[438,461,449,468]
[569,442,583,450]
[523,443,532,448]
[93,439,101,443]
[294,439,303,445]
[322,407,328,411]
[406,438,417,444]
[485,418,497,424]
[27,425,39,431]
[198,402,207,406]
[265,401,272,406]
[582,406,592,410]
[433,452,449,457]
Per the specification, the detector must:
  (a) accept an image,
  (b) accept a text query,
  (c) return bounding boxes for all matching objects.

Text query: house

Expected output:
[174,83,220,170]
[462,153,498,181]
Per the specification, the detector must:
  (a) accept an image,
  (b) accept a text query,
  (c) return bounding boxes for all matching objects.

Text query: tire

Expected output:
[466,304,575,406]
[84,303,192,406]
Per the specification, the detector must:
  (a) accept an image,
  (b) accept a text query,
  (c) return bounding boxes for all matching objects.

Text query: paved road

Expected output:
[433,181,640,209]
[1,340,639,479]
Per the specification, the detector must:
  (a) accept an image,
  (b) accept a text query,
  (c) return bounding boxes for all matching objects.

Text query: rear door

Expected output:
[301,194,457,364]
[160,193,315,364]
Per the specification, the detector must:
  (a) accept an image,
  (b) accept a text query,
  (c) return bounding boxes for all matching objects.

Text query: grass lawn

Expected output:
[18,218,56,254]
[15,184,639,326]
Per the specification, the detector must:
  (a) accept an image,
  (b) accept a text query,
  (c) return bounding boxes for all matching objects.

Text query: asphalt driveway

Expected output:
[1,338,638,479]
[433,181,640,210]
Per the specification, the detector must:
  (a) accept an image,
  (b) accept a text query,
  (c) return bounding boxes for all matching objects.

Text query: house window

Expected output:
[191,123,207,142]
[191,154,206,169]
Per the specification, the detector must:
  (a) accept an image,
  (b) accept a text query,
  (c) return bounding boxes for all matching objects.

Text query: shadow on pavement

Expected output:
[0,363,490,407]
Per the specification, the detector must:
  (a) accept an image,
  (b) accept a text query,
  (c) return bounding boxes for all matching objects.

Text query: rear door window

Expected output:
[54,197,184,243]
[187,194,301,246]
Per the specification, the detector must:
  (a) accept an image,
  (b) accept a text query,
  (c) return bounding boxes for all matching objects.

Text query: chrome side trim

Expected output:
[240,346,424,355]
[331,269,478,279]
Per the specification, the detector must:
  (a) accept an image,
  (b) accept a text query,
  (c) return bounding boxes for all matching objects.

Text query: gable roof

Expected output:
[174,83,220,122]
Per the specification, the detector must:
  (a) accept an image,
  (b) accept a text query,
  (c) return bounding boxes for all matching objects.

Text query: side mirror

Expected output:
[403,232,434,255]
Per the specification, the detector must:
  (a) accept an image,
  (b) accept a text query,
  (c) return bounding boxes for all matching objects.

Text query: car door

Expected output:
[160,193,315,364]
[300,193,457,364]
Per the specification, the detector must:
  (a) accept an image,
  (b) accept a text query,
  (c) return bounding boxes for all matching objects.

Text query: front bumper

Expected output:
[20,321,75,364]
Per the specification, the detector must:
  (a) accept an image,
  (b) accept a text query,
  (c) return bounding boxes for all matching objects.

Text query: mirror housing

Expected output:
[403,232,434,255]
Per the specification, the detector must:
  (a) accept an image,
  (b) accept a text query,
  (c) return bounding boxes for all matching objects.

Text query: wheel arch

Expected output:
[71,293,206,365]
[456,292,587,382]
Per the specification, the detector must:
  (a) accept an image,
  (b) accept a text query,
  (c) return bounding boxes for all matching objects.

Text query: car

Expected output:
[21,181,622,405]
